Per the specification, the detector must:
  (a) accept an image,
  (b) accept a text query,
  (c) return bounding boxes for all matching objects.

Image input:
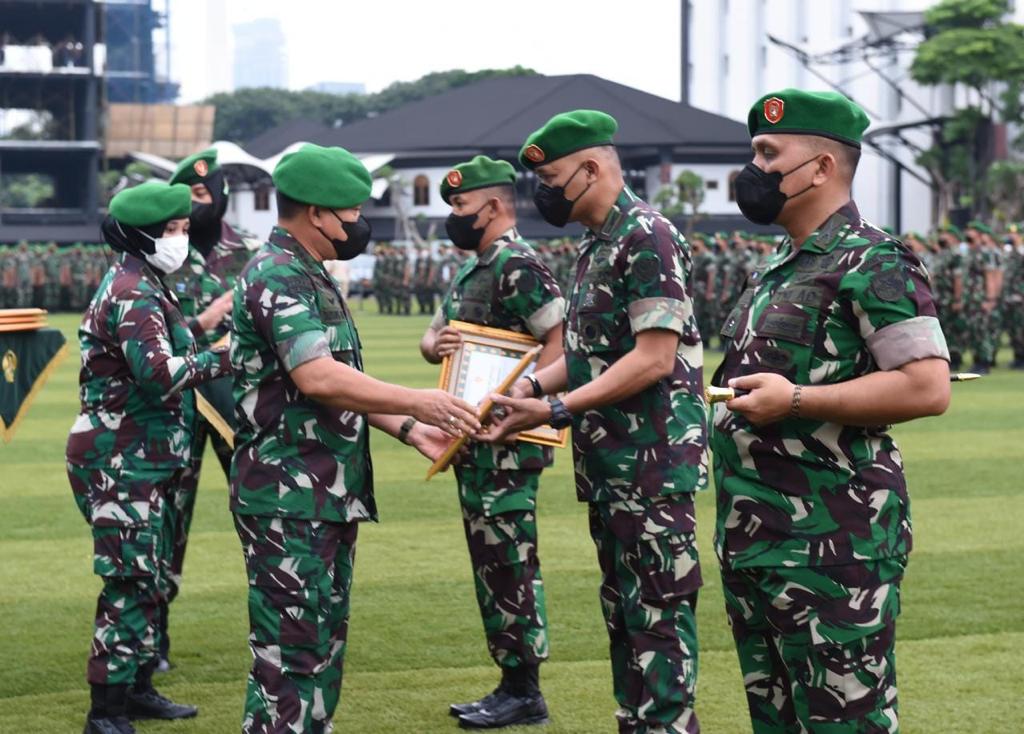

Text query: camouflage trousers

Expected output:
[68,463,181,686]
[1001,298,1024,359]
[721,557,906,734]
[165,418,233,600]
[936,304,967,364]
[235,514,359,734]
[454,467,550,669]
[966,309,997,364]
[588,496,702,734]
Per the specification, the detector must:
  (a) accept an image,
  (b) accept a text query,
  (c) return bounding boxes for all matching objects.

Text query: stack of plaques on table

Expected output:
[0,308,49,333]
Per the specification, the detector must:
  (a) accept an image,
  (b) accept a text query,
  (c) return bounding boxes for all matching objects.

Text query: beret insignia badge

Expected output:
[446,170,463,188]
[194,159,209,177]
[523,144,545,163]
[764,97,785,125]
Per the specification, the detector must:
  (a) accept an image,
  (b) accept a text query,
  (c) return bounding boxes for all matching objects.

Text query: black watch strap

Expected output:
[548,397,573,429]
[398,417,417,445]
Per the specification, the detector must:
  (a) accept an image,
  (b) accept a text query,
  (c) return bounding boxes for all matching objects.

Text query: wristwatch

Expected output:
[548,397,573,429]
[525,373,544,398]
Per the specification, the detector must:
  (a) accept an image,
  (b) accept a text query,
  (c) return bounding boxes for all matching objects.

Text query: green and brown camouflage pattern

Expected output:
[455,466,550,669]
[564,186,708,504]
[722,557,905,733]
[65,253,228,471]
[433,227,565,471]
[589,496,702,734]
[235,513,358,734]
[711,201,949,570]
[230,226,375,523]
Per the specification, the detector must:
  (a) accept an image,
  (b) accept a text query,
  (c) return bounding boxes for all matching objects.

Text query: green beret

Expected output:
[109,181,192,227]
[169,147,220,186]
[941,223,962,238]
[966,220,993,236]
[273,144,372,209]
[440,155,516,204]
[748,89,870,148]
[518,109,618,170]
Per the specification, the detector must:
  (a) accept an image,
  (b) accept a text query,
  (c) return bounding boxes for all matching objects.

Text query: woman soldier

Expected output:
[66,181,233,734]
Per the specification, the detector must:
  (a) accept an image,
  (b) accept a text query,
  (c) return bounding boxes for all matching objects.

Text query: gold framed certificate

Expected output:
[438,320,568,449]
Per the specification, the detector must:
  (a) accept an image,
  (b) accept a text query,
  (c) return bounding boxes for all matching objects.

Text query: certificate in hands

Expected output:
[438,320,568,449]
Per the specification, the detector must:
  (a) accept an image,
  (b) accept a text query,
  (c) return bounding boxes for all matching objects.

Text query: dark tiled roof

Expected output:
[244,74,749,158]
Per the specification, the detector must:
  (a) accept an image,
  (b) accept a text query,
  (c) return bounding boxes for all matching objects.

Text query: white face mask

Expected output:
[143,234,190,273]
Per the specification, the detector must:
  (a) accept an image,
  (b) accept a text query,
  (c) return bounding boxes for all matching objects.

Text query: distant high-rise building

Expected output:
[204,0,232,96]
[232,18,287,90]
[307,81,366,96]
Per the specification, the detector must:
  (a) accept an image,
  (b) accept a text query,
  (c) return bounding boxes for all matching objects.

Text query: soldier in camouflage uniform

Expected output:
[413,245,436,314]
[14,240,32,306]
[43,241,62,310]
[1003,226,1024,368]
[931,226,966,369]
[145,147,253,670]
[230,144,479,734]
[963,221,1001,372]
[690,233,716,345]
[420,156,564,729]
[715,89,950,734]
[371,242,391,314]
[490,111,708,734]
[66,182,233,734]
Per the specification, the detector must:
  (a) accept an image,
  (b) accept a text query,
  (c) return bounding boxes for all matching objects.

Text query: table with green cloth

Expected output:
[1,327,67,442]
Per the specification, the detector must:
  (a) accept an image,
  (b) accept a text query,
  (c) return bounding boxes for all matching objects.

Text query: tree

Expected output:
[0,174,54,207]
[984,159,1024,225]
[204,66,538,144]
[653,170,706,236]
[910,0,1024,218]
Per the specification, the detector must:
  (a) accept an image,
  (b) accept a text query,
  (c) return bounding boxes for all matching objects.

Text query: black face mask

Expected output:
[317,211,372,261]
[533,164,590,227]
[734,156,820,225]
[445,201,491,251]
[189,170,229,256]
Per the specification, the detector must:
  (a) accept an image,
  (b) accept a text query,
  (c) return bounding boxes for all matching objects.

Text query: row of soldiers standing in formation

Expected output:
[370,238,581,315]
[682,223,1024,372]
[0,241,111,311]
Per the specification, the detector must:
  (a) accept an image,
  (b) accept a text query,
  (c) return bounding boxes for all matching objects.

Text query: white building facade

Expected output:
[685,0,1024,233]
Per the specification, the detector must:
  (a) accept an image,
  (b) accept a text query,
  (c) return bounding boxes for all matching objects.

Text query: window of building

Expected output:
[254,186,271,211]
[728,170,741,202]
[413,175,430,206]
[706,180,719,190]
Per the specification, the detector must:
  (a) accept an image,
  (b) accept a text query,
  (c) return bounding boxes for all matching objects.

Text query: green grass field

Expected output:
[1,309,1022,733]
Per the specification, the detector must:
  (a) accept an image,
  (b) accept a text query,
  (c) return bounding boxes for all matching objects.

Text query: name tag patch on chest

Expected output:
[775,284,824,308]
[758,312,810,343]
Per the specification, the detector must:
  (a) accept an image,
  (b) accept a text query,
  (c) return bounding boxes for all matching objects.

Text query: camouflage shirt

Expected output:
[66,254,227,470]
[432,228,565,472]
[164,221,255,345]
[711,201,949,569]
[564,186,708,504]
[230,226,375,523]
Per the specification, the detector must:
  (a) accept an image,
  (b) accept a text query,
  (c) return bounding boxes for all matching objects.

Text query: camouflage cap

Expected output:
[170,147,220,186]
[748,89,870,149]
[273,144,372,209]
[518,109,618,170]
[440,155,516,204]
[109,181,192,227]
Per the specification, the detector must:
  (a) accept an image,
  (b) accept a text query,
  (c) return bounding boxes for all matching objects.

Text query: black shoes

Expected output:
[126,688,198,720]
[454,665,548,729]
[83,716,136,734]
[125,659,198,720]
[457,690,549,729]
[450,687,506,718]
[84,684,136,734]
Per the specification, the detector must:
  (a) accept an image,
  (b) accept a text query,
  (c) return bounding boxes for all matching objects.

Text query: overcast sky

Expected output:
[168,0,683,103]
